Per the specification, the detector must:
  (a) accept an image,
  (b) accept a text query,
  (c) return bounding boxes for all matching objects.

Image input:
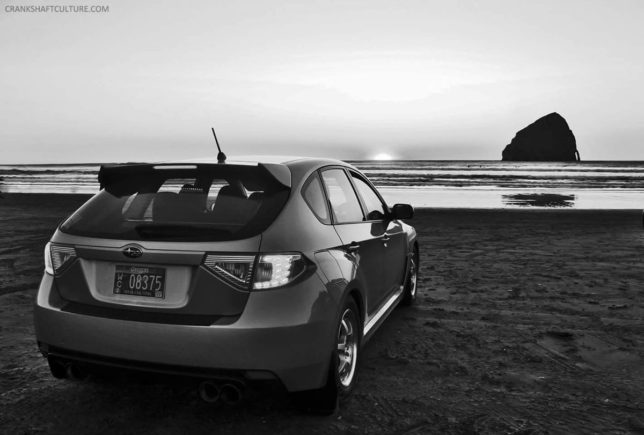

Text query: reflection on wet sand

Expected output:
[502,193,576,208]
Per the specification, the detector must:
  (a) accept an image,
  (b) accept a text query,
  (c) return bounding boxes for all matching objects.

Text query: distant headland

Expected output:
[502,112,580,162]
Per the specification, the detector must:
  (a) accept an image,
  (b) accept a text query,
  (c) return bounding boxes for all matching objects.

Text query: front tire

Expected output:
[400,247,418,306]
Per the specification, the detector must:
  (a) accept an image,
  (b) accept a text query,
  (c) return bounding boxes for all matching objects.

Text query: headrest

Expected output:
[218,184,246,198]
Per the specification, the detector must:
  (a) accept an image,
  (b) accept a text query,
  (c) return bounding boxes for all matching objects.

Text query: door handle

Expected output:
[380,235,391,242]
[347,242,360,252]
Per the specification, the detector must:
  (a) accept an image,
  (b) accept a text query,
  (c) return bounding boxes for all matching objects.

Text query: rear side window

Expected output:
[60,165,290,242]
[302,173,330,224]
[321,169,364,224]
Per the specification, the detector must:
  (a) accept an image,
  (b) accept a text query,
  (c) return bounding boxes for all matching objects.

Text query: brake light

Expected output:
[203,255,255,290]
[44,242,53,275]
[45,243,77,275]
[253,254,306,290]
[202,253,307,290]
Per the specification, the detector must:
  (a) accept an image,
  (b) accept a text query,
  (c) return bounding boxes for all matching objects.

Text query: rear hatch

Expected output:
[49,162,291,324]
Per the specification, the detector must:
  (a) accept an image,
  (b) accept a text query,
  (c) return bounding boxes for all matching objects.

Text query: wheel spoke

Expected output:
[341,319,349,335]
[338,353,351,373]
[337,355,348,373]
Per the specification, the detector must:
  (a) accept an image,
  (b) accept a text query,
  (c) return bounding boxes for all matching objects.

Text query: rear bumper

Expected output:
[34,273,337,392]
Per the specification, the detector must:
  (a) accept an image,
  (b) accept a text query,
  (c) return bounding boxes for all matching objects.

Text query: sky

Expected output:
[1,0,643,163]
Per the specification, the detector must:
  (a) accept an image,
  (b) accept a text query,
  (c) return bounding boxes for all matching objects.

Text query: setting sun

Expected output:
[373,153,394,161]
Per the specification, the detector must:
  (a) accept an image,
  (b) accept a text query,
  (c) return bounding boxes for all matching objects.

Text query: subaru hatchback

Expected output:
[34,156,418,405]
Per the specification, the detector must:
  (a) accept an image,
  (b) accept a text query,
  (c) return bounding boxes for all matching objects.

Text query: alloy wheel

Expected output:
[409,254,418,298]
[336,308,358,388]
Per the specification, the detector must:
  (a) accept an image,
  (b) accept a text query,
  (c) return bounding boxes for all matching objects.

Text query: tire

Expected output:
[400,246,418,306]
[333,298,360,396]
[297,298,361,414]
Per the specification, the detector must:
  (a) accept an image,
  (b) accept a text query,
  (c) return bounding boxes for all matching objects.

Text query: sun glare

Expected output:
[373,153,393,161]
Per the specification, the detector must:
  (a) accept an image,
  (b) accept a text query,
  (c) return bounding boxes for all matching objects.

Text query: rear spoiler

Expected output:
[98,162,291,190]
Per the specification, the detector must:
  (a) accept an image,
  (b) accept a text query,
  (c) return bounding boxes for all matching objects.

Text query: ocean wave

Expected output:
[2,161,644,208]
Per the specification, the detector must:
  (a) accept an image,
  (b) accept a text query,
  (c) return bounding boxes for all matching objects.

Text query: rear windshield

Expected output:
[60,164,290,241]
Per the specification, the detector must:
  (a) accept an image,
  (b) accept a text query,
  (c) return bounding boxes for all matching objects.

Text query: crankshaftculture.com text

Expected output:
[4,5,109,13]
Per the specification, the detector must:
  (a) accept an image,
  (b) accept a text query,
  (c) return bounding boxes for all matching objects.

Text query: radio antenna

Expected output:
[211,127,226,163]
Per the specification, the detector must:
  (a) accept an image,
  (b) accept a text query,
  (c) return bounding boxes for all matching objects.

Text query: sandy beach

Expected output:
[1,194,643,434]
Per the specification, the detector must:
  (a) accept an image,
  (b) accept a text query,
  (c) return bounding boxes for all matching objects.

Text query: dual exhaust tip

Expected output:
[198,380,244,406]
[49,359,88,381]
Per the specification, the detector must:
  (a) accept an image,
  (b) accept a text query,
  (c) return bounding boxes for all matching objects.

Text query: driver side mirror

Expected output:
[390,203,414,220]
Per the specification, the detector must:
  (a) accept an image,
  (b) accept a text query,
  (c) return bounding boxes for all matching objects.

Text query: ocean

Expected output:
[1,161,643,209]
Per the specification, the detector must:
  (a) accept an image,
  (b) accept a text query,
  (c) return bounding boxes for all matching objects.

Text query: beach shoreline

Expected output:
[3,160,644,209]
[1,193,643,433]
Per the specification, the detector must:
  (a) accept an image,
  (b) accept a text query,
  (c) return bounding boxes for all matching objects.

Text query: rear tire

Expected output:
[400,247,418,306]
[298,298,361,414]
[334,299,360,396]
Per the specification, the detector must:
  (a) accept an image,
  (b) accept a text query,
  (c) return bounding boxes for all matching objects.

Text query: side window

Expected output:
[302,173,331,224]
[351,173,387,221]
[321,169,364,224]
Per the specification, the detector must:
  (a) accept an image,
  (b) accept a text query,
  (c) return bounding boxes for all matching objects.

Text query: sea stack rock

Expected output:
[502,113,580,161]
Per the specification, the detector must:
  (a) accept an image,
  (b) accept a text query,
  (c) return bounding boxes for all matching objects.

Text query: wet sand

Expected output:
[1,194,643,434]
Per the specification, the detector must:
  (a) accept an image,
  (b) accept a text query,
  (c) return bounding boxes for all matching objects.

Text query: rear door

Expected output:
[320,168,385,315]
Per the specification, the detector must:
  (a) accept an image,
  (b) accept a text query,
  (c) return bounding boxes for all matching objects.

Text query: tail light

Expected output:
[44,242,53,275]
[44,242,77,275]
[202,253,307,290]
[253,254,306,290]
[203,255,255,290]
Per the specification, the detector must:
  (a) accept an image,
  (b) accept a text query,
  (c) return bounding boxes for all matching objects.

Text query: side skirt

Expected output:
[362,286,404,344]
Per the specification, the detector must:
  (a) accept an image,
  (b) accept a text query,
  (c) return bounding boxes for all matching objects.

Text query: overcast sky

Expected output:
[1,0,643,163]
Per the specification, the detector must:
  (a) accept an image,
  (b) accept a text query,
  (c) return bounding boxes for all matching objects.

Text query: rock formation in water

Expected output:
[502,113,580,161]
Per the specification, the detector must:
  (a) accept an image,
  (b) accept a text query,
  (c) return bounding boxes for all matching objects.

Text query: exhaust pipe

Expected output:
[66,364,88,381]
[48,358,68,379]
[198,381,221,403]
[220,383,243,406]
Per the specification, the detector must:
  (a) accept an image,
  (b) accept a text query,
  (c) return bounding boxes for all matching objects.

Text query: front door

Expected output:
[320,168,386,315]
[348,171,408,303]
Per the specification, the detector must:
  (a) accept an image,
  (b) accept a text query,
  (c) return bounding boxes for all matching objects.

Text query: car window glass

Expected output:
[321,169,364,224]
[60,166,290,242]
[351,174,387,221]
[302,174,330,224]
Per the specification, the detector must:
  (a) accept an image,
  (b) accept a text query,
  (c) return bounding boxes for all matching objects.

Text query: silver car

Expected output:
[34,156,418,407]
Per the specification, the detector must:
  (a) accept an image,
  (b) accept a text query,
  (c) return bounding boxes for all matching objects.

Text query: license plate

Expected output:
[113,265,165,298]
